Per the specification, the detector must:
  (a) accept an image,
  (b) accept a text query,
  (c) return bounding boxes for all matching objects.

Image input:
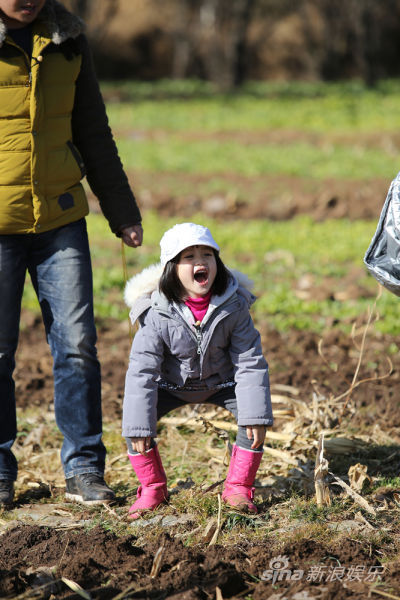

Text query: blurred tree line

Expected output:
[63,0,400,88]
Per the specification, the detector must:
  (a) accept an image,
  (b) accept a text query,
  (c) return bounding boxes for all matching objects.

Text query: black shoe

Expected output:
[65,474,115,505]
[0,480,14,506]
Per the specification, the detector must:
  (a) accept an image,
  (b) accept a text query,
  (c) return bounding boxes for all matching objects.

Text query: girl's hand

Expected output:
[130,436,152,455]
[246,426,266,449]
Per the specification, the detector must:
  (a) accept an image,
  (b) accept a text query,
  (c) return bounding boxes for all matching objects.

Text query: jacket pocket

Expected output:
[67,140,86,178]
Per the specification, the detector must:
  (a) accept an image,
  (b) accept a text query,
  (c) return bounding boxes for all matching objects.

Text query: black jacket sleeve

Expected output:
[71,34,141,234]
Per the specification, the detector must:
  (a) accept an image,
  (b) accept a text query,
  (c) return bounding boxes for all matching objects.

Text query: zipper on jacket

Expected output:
[169,305,203,354]
[169,299,237,357]
[193,321,203,355]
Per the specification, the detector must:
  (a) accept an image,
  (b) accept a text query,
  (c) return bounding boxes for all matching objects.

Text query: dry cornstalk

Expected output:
[323,437,368,456]
[272,395,314,420]
[202,517,218,543]
[209,494,223,546]
[160,416,297,442]
[271,383,300,395]
[216,587,224,600]
[314,433,331,506]
[196,416,230,444]
[354,511,375,530]
[160,416,236,431]
[330,472,376,516]
[61,577,91,599]
[370,589,400,600]
[269,409,294,418]
[263,446,305,465]
[348,463,372,491]
[150,545,165,578]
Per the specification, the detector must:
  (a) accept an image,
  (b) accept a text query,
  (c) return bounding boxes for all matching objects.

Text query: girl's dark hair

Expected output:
[159,249,230,303]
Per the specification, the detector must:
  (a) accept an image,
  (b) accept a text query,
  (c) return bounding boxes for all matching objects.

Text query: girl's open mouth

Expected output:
[194,268,208,285]
[21,3,39,14]
[21,7,35,15]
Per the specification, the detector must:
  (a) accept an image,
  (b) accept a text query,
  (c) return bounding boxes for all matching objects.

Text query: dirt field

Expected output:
[0,523,392,599]
[1,191,400,599]
[127,170,389,222]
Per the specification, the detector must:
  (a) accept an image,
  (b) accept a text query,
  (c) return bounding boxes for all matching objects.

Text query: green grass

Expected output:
[372,477,400,489]
[289,498,347,523]
[103,79,400,134]
[101,79,400,182]
[115,136,398,180]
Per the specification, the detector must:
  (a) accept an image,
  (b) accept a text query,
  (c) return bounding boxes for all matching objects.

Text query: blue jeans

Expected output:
[0,219,105,481]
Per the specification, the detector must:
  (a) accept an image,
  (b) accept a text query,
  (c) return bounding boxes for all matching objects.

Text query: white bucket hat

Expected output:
[160,223,220,267]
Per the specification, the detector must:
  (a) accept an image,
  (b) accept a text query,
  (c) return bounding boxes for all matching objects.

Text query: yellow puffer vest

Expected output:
[0,20,88,234]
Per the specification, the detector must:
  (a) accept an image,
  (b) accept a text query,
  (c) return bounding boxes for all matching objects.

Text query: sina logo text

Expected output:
[261,555,304,584]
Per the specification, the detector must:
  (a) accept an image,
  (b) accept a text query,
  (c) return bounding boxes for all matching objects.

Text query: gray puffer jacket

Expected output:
[122,264,273,438]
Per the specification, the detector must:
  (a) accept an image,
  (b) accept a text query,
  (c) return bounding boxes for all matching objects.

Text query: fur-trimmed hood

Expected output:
[124,262,256,324]
[0,0,84,47]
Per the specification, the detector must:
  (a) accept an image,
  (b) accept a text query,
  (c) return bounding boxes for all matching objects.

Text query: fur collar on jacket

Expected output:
[124,262,255,313]
[0,0,84,47]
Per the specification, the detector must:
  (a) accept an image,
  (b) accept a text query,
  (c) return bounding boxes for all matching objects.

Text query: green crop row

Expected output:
[102,79,400,182]
[114,136,398,181]
[103,79,400,134]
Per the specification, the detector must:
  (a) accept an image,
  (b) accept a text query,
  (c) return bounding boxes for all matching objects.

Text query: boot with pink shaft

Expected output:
[222,444,263,513]
[128,445,168,519]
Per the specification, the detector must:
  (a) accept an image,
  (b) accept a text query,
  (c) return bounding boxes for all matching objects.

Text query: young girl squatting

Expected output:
[122,223,273,518]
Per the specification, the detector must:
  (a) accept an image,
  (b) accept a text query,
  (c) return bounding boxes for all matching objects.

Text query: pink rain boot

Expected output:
[128,445,168,519]
[222,444,263,513]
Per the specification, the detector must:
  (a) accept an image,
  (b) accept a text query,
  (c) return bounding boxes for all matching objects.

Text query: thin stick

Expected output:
[111,585,147,600]
[347,306,374,400]
[342,288,382,411]
[370,589,400,600]
[58,537,70,569]
[121,239,134,343]
[217,493,222,530]
[333,361,392,406]
[318,288,391,418]
[102,503,122,520]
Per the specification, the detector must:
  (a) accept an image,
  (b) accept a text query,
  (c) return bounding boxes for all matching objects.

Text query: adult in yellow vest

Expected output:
[0,0,142,506]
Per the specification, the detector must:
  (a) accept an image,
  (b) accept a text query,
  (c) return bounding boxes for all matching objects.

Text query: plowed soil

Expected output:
[124,170,389,222]
[0,524,392,599]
